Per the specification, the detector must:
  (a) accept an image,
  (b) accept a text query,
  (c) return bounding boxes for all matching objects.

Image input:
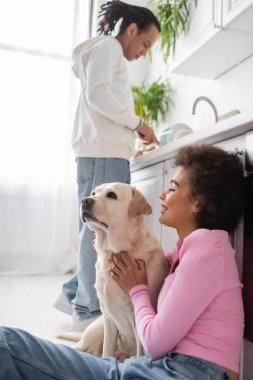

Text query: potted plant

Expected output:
[132,78,174,128]
[151,0,198,63]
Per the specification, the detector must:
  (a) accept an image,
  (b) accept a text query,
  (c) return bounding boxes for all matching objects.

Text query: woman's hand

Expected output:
[110,252,147,293]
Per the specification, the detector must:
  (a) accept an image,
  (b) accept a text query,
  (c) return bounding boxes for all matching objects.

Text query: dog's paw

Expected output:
[73,315,104,356]
[75,339,102,357]
[55,332,82,342]
[115,350,128,362]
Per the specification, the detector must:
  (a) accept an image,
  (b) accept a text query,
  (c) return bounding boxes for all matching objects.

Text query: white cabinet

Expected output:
[214,134,245,281]
[170,0,253,79]
[223,0,253,31]
[131,159,180,253]
[170,0,221,59]
[169,0,221,78]
[131,162,164,242]
[161,159,179,253]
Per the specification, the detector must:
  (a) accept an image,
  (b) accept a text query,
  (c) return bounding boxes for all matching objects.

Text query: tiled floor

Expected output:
[0,274,75,346]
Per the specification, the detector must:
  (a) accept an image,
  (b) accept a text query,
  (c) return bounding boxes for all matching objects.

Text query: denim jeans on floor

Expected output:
[63,157,131,320]
[0,327,231,380]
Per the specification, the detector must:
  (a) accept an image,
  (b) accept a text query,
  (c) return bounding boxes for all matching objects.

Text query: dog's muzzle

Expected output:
[81,197,94,223]
[81,197,108,228]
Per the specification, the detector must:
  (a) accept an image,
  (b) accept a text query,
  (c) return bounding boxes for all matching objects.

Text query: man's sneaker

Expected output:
[53,293,73,316]
[69,312,99,332]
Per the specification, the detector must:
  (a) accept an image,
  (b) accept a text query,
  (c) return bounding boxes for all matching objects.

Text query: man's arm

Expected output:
[85,41,139,129]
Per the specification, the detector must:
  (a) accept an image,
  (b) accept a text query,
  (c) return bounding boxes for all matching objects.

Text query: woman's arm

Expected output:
[111,236,225,359]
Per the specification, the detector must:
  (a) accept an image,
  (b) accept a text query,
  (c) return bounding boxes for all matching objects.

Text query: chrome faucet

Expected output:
[192,96,219,123]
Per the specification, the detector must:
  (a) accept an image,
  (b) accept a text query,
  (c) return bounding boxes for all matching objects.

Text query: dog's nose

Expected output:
[82,197,93,206]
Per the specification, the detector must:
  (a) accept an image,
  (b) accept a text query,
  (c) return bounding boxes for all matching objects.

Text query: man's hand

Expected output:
[137,121,160,146]
[134,146,156,158]
[110,252,147,293]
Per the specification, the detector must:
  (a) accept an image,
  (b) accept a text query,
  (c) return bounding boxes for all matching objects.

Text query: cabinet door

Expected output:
[131,162,164,242]
[215,133,253,380]
[171,0,220,57]
[223,0,253,32]
[170,0,222,78]
[214,134,245,279]
[161,159,179,254]
[170,0,253,78]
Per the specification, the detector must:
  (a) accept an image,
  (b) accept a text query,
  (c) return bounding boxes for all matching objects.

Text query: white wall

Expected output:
[128,45,253,134]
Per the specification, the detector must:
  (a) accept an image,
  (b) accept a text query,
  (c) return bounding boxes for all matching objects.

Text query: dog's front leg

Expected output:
[103,316,118,358]
[133,326,143,357]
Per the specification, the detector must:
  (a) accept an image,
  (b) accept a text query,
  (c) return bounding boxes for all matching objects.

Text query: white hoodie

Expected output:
[71,36,140,160]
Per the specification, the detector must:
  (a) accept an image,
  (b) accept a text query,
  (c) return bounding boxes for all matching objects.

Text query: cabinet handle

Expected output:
[229,147,243,157]
[213,23,221,29]
[212,0,220,29]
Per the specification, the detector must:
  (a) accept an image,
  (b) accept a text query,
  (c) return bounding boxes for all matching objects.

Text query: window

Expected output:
[0,0,75,184]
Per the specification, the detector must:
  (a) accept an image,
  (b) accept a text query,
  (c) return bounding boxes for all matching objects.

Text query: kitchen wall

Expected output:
[127,46,253,134]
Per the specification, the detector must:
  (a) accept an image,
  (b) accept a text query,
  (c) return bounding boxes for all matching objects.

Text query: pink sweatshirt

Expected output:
[129,229,244,373]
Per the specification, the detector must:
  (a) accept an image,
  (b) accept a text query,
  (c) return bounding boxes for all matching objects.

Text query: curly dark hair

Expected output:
[174,144,244,233]
[97,0,160,36]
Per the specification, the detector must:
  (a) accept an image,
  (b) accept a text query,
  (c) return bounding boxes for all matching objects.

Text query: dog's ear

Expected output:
[128,187,152,218]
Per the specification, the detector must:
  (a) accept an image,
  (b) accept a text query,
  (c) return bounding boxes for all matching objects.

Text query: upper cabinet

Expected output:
[169,0,253,79]
[223,0,253,30]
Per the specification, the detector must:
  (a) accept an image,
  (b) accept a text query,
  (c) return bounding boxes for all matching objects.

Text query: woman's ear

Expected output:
[192,197,202,215]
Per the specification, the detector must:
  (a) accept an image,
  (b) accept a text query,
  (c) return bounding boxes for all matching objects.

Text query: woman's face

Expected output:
[159,167,198,239]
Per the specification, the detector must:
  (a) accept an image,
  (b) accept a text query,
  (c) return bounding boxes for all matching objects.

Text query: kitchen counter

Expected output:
[131,109,253,172]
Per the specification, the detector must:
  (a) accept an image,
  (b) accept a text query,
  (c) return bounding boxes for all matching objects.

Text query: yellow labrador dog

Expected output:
[58,183,168,360]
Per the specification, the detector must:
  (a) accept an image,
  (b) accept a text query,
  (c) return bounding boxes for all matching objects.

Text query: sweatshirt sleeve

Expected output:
[129,233,225,359]
[84,40,139,130]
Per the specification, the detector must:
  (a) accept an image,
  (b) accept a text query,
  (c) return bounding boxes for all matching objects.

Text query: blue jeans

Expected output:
[0,327,231,380]
[63,158,131,319]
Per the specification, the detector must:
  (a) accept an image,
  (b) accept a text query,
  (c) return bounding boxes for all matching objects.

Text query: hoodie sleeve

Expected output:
[84,39,140,130]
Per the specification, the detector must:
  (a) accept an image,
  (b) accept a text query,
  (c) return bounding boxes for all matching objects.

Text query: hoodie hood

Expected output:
[72,36,109,78]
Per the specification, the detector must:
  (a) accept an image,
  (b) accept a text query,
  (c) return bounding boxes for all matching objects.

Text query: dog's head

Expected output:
[80,183,152,233]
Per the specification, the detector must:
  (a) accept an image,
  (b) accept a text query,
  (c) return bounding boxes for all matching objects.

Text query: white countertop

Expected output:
[131,109,253,172]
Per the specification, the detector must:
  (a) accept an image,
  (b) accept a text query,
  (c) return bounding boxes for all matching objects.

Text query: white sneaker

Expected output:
[69,312,99,332]
[53,293,73,316]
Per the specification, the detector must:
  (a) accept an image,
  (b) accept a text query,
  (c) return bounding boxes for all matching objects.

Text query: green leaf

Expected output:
[132,78,175,128]
[149,0,198,64]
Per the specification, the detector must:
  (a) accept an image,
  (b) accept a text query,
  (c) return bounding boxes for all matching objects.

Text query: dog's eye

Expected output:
[107,191,117,200]
[91,191,95,196]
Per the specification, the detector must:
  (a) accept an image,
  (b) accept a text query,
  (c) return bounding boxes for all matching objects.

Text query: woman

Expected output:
[0,144,244,380]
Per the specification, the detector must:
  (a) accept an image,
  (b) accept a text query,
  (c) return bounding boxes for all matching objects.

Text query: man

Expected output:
[54,0,161,330]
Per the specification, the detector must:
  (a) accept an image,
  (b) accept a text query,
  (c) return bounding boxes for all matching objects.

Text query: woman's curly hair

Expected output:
[97,0,160,36]
[174,144,244,233]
